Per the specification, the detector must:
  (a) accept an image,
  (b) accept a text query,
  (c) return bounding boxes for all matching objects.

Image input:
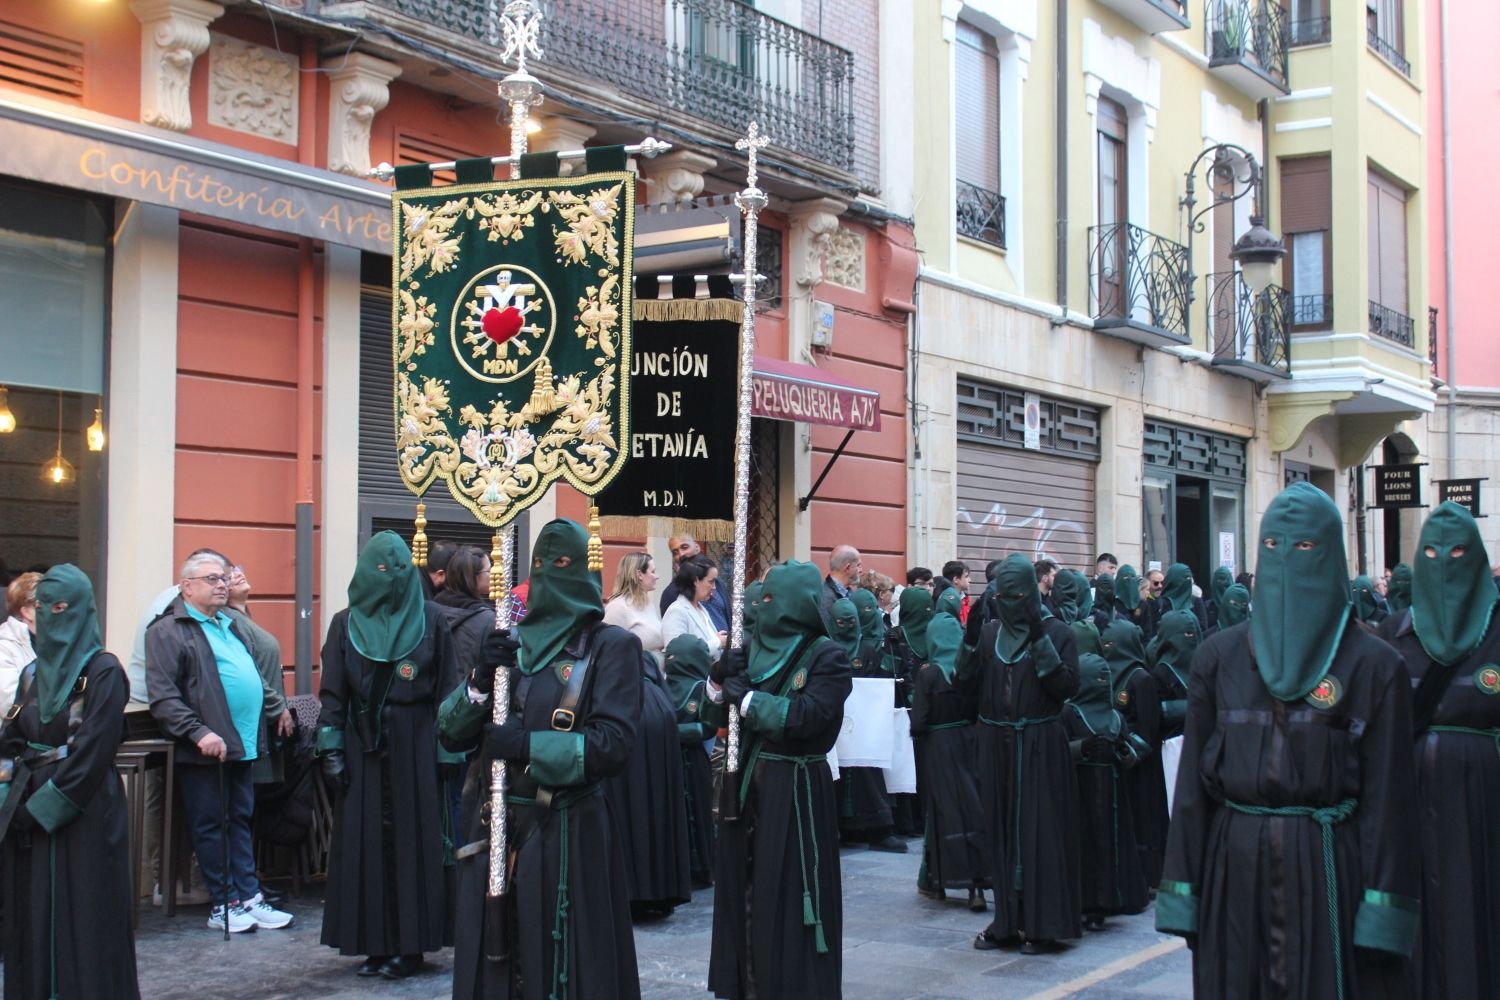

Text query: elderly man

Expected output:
[146,551,293,934]
[823,544,863,607]
[658,534,731,630]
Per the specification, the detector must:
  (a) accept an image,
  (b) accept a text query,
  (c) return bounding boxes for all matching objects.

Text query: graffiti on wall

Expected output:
[956,502,1090,563]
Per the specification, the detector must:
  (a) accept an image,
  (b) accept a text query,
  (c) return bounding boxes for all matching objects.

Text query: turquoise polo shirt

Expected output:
[186,604,261,760]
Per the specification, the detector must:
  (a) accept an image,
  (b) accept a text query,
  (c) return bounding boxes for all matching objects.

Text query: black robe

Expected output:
[319,606,457,957]
[1160,622,1419,999]
[1381,610,1500,999]
[706,638,851,1000]
[881,630,923,835]
[442,624,642,1000]
[0,653,139,1000]
[602,659,691,912]
[674,679,716,889]
[837,637,894,838]
[1062,708,1148,918]
[960,618,1082,943]
[1116,664,1168,888]
[909,662,987,889]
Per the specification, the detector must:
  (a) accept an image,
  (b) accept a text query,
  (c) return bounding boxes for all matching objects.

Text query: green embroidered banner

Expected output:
[389,152,634,527]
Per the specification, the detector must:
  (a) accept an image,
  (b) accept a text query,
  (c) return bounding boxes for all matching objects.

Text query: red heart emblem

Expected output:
[482,306,523,344]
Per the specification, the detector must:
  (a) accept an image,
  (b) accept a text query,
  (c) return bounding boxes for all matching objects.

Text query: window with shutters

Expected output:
[1279,156,1332,330]
[1366,0,1409,76]
[1367,170,1413,347]
[954,20,1005,249]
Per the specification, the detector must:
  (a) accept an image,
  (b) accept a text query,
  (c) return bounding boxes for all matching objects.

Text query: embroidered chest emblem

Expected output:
[1475,665,1500,695]
[396,662,417,681]
[851,658,862,670]
[791,668,808,691]
[555,660,576,684]
[1116,689,1130,707]
[687,700,698,714]
[1306,676,1342,709]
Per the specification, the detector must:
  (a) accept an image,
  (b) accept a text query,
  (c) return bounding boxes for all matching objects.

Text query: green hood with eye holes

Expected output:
[1411,502,1498,667]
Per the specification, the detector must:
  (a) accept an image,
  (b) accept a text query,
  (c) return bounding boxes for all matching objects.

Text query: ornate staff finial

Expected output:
[735,121,770,196]
[497,0,544,178]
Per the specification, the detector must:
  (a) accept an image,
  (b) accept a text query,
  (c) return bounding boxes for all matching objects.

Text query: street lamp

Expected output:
[1181,143,1285,304]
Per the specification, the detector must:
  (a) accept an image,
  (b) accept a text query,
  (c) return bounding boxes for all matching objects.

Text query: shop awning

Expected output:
[751,356,882,432]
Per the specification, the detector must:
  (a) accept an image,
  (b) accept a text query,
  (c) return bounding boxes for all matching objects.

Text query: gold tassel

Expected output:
[412,502,428,567]
[490,529,506,604]
[633,297,745,324]
[587,504,604,573]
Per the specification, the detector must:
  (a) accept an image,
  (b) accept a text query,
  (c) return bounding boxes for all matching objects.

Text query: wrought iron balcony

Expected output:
[1289,16,1330,47]
[1095,0,1189,34]
[326,0,859,177]
[1368,300,1415,349]
[1291,293,1332,329]
[1206,0,1290,99]
[1088,222,1191,348]
[1367,27,1411,77]
[1428,305,1440,372]
[1206,270,1291,381]
[956,180,1006,250]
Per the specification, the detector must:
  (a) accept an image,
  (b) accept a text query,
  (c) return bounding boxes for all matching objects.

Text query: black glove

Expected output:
[722,673,752,707]
[710,647,747,687]
[320,750,350,792]
[964,604,987,647]
[1081,735,1111,763]
[9,803,36,836]
[479,629,520,672]
[483,717,529,762]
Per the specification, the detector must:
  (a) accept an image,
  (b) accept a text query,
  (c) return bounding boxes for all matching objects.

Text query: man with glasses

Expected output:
[146,551,293,934]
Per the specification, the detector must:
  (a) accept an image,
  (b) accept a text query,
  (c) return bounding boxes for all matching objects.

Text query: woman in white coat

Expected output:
[603,551,666,670]
[0,571,40,719]
[661,556,727,663]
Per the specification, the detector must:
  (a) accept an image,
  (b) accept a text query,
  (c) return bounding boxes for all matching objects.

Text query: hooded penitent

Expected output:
[516,519,604,674]
[1073,571,1095,621]
[347,530,427,663]
[1093,574,1115,614]
[898,587,934,662]
[1218,584,1251,628]
[1411,501,1499,667]
[742,580,764,637]
[993,553,1045,664]
[1068,654,1121,737]
[851,588,882,640]
[1115,565,1142,613]
[1351,575,1382,622]
[1100,619,1149,690]
[829,597,861,661]
[1210,566,1234,613]
[1386,563,1413,615]
[664,633,713,715]
[1252,482,1352,701]
[33,564,103,725]
[935,587,964,623]
[1051,570,1082,625]
[926,613,963,682]
[1152,610,1201,688]
[748,560,827,682]
[1163,563,1195,614]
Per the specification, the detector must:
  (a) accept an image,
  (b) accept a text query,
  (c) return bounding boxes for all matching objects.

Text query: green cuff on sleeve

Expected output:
[743,691,791,741]
[315,726,345,755]
[1030,635,1062,678]
[436,744,467,765]
[1353,889,1420,957]
[678,722,709,744]
[698,694,728,730]
[527,730,586,787]
[26,779,82,834]
[438,684,488,744]
[1154,880,1200,936]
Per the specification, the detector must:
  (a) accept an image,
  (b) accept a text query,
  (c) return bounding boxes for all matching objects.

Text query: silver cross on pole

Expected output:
[498,0,544,181]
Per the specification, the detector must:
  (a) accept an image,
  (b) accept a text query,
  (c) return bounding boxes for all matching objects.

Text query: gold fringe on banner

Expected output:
[633,297,746,325]
[597,515,737,543]
[412,502,429,567]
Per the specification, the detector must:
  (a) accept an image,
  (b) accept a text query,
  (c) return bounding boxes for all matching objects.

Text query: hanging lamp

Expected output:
[41,392,74,485]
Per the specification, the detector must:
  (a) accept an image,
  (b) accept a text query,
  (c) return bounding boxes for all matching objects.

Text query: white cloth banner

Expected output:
[1161,735,1185,816]
[835,678,897,768]
[882,708,917,794]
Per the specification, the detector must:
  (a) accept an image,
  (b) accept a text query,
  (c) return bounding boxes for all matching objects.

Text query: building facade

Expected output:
[903,0,1434,581]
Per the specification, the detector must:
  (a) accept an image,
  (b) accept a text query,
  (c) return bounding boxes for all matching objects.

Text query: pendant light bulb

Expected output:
[86,407,105,451]
[43,450,75,485]
[0,387,15,434]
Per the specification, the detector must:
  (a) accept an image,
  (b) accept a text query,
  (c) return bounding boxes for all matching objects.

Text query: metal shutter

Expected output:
[1279,156,1331,232]
[955,441,1097,572]
[954,21,1000,190]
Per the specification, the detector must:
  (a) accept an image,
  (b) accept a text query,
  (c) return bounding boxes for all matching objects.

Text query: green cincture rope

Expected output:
[507,790,595,1000]
[926,720,971,732]
[1427,724,1500,757]
[1224,797,1357,1000]
[759,753,829,953]
[25,739,61,1000]
[979,714,1059,891]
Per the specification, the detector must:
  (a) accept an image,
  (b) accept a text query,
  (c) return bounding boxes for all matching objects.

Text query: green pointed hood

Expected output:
[516,519,603,674]
[1387,563,1413,615]
[829,597,861,660]
[33,564,103,725]
[749,560,825,682]
[1068,654,1121,736]
[1152,610,1201,686]
[851,588,882,639]
[1115,565,1141,612]
[1093,573,1115,615]
[1073,571,1095,620]
[1163,563,1195,613]
[926,614,963,682]
[1210,566,1234,609]
[663,633,712,714]
[1252,482,1352,701]
[1218,584,1250,628]
[1071,619,1102,658]
[993,553,1043,664]
[740,580,764,639]
[1100,619,1148,688]
[347,531,427,663]
[934,587,964,623]
[898,587,933,661]
[1351,575,1382,622]
[1411,502,1498,667]
[1051,570,1082,624]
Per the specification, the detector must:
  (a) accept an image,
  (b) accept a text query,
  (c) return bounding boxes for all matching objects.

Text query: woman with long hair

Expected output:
[603,551,665,669]
[432,546,495,670]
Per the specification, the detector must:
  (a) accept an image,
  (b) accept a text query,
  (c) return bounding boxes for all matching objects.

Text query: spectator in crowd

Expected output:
[146,551,294,934]
[1234,571,1254,592]
[224,564,293,787]
[419,539,457,600]
[823,545,863,607]
[604,551,665,670]
[1034,558,1059,598]
[935,561,972,625]
[907,567,935,592]
[431,545,497,670]
[1145,568,1165,602]
[857,570,899,629]
[0,571,40,720]
[658,535,730,630]
[662,556,727,663]
[1095,553,1118,576]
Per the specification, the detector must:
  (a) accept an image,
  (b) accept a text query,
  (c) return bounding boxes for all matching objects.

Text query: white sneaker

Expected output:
[207,903,257,933]
[243,893,294,930]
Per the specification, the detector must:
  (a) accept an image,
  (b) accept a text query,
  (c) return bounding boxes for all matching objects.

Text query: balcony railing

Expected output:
[956,180,1006,250]
[1207,271,1291,380]
[1206,0,1291,98]
[1428,305,1440,372]
[1367,28,1411,77]
[1291,293,1332,329]
[1369,300,1415,348]
[1289,16,1330,46]
[348,0,858,175]
[1089,222,1191,345]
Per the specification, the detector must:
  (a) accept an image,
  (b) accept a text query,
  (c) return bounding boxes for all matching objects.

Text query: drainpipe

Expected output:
[293,35,318,695]
[1054,0,1068,321]
[1439,0,1458,476]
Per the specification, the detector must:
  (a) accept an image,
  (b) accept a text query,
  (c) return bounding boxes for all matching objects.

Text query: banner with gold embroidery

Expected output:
[390,148,634,528]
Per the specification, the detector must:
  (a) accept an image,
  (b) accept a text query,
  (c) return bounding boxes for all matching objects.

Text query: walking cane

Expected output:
[218,758,230,942]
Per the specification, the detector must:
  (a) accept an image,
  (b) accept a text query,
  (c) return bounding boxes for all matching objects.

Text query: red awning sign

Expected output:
[751,356,881,431]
